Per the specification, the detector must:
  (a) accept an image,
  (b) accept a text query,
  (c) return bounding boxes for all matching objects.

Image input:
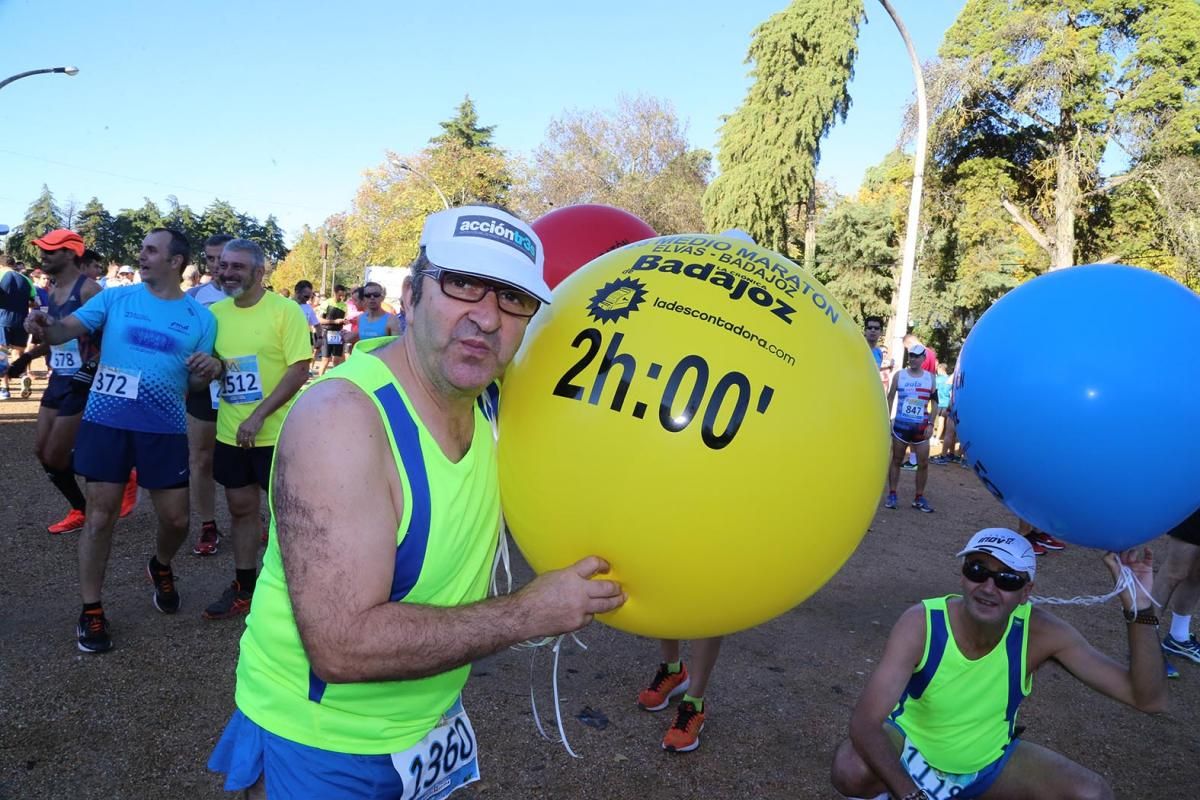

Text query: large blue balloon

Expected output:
[954,264,1200,551]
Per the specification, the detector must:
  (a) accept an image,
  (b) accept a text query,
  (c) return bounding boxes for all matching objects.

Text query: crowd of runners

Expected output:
[2,211,1197,800]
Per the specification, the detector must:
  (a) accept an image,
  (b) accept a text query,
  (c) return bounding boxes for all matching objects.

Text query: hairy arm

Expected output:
[276,380,624,684]
[848,604,926,798]
[1032,550,1166,713]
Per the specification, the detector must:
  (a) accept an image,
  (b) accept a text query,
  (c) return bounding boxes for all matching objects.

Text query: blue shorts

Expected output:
[209,709,407,799]
[40,376,88,416]
[73,421,189,489]
[887,720,1018,799]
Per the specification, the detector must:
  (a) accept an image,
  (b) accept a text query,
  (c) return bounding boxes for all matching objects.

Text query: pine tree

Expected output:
[430,96,498,151]
[704,0,865,256]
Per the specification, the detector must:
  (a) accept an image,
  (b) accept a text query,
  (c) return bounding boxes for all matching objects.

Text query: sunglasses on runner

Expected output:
[419,269,541,318]
[962,559,1029,592]
[362,292,383,299]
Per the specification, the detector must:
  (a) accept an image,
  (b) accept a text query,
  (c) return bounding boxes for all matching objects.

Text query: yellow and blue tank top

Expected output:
[889,596,1033,774]
[234,336,501,755]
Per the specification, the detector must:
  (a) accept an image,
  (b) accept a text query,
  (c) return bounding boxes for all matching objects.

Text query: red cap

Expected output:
[32,229,85,258]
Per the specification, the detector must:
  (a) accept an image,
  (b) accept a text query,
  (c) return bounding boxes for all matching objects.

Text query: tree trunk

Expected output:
[803,183,817,273]
[1053,141,1078,269]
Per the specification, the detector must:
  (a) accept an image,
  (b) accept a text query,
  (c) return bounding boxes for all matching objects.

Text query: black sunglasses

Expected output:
[362,292,383,299]
[420,269,540,318]
[962,559,1028,592]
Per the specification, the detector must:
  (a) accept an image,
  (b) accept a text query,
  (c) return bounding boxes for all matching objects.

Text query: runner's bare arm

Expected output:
[276,380,625,684]
[848,604,926,798]
[185,353,222,389]
[386,315,403,336]
[250,359,310,423]
[886,372,898,414]
[1032,550,1167,713]
[80,279,102,304]
[26,311,89,345]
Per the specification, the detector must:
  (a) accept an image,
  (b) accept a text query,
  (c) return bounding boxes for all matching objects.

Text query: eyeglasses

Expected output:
[362,292,383,299]
[962,559,1029,592]
[420,269,540,318]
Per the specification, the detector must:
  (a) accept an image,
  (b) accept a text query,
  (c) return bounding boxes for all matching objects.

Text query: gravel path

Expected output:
[2,382,1197,798]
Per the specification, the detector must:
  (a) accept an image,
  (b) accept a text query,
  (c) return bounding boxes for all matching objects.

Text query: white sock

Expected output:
[1170,613,1192,642]
[908,452,917,465]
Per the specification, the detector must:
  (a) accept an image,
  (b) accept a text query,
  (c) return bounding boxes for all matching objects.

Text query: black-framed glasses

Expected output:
[962,559,1028,592]
[420,269,540,318]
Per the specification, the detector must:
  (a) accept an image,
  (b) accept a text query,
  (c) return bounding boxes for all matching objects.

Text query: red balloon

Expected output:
[532,204,657,289]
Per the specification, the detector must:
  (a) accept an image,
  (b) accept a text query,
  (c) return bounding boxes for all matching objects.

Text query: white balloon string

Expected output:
[1031,564,1158,611]
[489,521,513,598]
[519,633,587,759]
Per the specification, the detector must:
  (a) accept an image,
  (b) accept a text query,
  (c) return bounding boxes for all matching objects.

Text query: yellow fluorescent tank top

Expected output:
[234,337,501,755]
[211,291,313,447]
[889,595,1033,775]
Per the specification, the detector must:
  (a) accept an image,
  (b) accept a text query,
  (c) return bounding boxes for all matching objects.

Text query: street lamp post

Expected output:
[877,0,928,360]
[389,157,450,210]
[0,66,79,93]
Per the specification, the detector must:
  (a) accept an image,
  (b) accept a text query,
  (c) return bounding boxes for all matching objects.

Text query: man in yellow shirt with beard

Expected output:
[196,238,311,619]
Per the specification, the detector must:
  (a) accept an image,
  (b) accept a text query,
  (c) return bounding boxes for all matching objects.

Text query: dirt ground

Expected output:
[2,376,1198,799]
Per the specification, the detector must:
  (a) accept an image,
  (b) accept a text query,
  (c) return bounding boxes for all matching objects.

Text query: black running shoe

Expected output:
[76,609,113,653]
[147,558,181,614]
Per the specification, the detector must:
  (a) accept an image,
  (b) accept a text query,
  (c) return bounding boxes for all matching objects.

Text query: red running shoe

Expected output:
[48,509,86,535]
[119,470,139,518]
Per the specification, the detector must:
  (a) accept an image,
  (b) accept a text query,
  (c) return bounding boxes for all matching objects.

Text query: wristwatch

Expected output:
[901,790,930,800]
[1122,606,1159,625]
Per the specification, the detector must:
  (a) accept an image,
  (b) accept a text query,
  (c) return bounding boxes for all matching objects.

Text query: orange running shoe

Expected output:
[662,699,706,753]
[119,470,139,518]
[48,509,86,535]
[637,662,690,711]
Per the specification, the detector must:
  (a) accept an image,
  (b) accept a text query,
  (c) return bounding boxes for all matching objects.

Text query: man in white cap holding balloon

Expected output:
[208,205,625,799]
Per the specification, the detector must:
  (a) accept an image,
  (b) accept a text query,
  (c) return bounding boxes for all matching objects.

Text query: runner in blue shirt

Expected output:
[25,228,221,653]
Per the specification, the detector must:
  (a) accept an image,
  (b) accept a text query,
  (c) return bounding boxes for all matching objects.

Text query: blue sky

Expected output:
[0,0,963,243]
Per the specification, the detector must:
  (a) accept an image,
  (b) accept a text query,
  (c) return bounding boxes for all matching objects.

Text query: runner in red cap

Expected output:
[8,230,101,532]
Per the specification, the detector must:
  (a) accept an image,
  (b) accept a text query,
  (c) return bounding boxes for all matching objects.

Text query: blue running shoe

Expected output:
[1163,634,1200,664]
[884,493,898,510]
[1166,658,1180,679]
[930,455,951,465]
[912,496,935,513]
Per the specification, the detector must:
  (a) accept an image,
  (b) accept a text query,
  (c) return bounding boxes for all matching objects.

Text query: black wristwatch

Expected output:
[1122,606,1159,625]
[901,790,930,800]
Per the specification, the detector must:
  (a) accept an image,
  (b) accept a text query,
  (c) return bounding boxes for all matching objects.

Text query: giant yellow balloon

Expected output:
[499,234,888,639]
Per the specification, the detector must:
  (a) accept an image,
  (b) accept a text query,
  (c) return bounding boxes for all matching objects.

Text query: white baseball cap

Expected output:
[957,528,1037,579]
[419,206,551,303]
[908,343,926,356]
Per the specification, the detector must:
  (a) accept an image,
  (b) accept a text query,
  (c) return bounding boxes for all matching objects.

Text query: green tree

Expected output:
[930,0,1200,269]
[75,197,118,261]
[22,184,64,238]
[704,0,865,257]
[198,199,243,242]
[255,215,289,264]
[8,185,65,262]
[812,153,910,322]
[526,94,711,234]
[430,95,498,151]
[345,140,518,267]
[110,199,164,264]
